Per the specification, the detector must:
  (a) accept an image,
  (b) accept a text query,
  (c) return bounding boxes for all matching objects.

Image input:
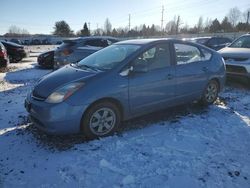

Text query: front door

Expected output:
[128,43,176,114]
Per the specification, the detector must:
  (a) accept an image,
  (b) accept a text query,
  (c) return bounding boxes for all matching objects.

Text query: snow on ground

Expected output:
[0,53,250,188]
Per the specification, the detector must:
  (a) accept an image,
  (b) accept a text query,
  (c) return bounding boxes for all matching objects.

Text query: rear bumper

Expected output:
[25,93,89,135]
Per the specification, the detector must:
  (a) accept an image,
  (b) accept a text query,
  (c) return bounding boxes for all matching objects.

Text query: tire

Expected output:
[201,80,219,105]
[81,101,121,140]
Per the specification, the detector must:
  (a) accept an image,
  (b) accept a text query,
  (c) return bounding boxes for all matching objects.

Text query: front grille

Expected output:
[223,57,248,61]
[32,90,46,101]
[226,65,247,74]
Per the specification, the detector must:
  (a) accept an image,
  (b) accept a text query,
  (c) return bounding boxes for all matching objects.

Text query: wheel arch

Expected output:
[80,97,124,130]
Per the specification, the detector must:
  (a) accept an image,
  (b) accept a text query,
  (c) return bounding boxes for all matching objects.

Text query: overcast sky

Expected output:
[1,0,250,35]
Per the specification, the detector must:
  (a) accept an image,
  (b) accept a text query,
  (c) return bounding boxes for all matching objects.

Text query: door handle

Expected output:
[202,67,208,72]
[166,74,173,80]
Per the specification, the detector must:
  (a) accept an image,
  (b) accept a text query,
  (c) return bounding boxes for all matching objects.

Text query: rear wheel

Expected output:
[81,101,121,140]
[201,80,219,105]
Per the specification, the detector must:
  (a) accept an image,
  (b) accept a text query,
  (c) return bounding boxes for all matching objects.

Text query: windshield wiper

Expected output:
[79,64,102,72]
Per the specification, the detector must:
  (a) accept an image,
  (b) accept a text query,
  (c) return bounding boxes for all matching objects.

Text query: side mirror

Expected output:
[119,66,133,76]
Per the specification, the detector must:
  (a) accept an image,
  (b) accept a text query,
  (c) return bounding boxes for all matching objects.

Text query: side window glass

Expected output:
[207,38,217,46]
[200,48,212,61]
[174,43,202,65]
[107,39,117,45]
[133,44,171,71]
[85,39,106,47]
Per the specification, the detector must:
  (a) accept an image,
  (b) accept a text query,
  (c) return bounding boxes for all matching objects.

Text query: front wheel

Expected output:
[201,80,219,105]
[81,102,121,140]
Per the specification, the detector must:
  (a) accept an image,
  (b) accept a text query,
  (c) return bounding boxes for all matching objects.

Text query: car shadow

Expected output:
[1,68,250,152]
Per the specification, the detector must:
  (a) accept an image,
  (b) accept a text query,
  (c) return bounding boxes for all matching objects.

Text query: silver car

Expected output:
[54,36,118,69]
[219,34,250,81]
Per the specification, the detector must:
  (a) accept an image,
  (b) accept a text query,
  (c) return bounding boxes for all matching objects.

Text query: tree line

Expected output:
[4,6,250,38]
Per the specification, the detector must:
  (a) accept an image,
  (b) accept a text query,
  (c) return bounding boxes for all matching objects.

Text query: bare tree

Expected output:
[227,7,241,27]
[5,25,29,37]
[104,18,112,35]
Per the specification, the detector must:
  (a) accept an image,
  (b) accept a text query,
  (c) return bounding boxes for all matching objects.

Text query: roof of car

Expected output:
[116,38,174,45]
[77,36,118,40]
[63,36,119,43]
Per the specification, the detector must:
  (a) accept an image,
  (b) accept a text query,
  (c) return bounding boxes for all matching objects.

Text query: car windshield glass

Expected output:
[229,36,250,48]
[76,44,140,70]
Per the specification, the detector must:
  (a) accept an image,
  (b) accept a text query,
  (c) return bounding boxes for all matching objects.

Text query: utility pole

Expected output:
[128,14,131,31]
[88,22,91,32]
[161,5,164,32]
[176,15,180,35]
[247,11,250,24]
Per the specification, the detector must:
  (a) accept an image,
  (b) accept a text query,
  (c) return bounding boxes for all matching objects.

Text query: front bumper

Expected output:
[25,92,89,135]
[225,61,250,79]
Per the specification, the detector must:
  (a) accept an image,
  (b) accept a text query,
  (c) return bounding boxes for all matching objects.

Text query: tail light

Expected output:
[0,51,4,58]
[62,49,73,56]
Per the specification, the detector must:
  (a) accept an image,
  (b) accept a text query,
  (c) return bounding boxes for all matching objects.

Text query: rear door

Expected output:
[173,42,211,103]
[128,42,176,114]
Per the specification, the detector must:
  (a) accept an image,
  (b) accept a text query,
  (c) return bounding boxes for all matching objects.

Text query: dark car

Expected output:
[1,41,28,63]
[10,38,22,45]
[25,38,225,139]
[0,42,9,68]
[54,36,119,69]
[188,37,232,51]
[37,50,54,69]
[31,39,42,45]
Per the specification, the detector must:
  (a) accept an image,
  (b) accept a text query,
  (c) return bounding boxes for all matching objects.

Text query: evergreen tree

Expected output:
[53,20,74,37]
[80,23,90,36]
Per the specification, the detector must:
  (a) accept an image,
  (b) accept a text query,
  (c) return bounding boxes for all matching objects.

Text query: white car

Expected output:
[219,34,250,82]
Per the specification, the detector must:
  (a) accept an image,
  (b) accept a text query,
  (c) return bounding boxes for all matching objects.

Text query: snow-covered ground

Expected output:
[0,52,250,188]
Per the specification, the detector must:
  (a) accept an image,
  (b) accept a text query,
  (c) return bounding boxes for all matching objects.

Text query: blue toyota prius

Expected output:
[25,38,225,139]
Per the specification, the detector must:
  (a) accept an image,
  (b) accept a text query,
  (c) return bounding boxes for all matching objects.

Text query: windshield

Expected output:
[76,44,140,70]
[229,36,250,48]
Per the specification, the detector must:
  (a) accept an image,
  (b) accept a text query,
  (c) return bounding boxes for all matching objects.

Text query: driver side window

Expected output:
[133,43,171,71]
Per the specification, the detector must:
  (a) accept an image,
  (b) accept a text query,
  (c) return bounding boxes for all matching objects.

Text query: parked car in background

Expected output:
[31,39,42,45]
[1,41,28,63]
[219,34,250,82]
[54,36,119,69]
[10,38,22,45]
[0,41,9,68]
[187,36,232,51]
[25,38,225,139]
[37,50,54,69]
[23,39,31,45]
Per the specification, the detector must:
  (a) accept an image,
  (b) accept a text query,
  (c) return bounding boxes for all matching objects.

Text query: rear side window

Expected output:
[200,48,212,60]
[174,43,202,65]
[107,39,118,45]
[85,39,108,47]
[207,38,218,46]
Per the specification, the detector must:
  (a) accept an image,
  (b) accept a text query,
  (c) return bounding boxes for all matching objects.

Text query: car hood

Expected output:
[219,47,250,58]
[33,65,97,98]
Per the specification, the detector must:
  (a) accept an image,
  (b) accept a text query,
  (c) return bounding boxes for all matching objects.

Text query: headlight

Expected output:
[45,82,84,103]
